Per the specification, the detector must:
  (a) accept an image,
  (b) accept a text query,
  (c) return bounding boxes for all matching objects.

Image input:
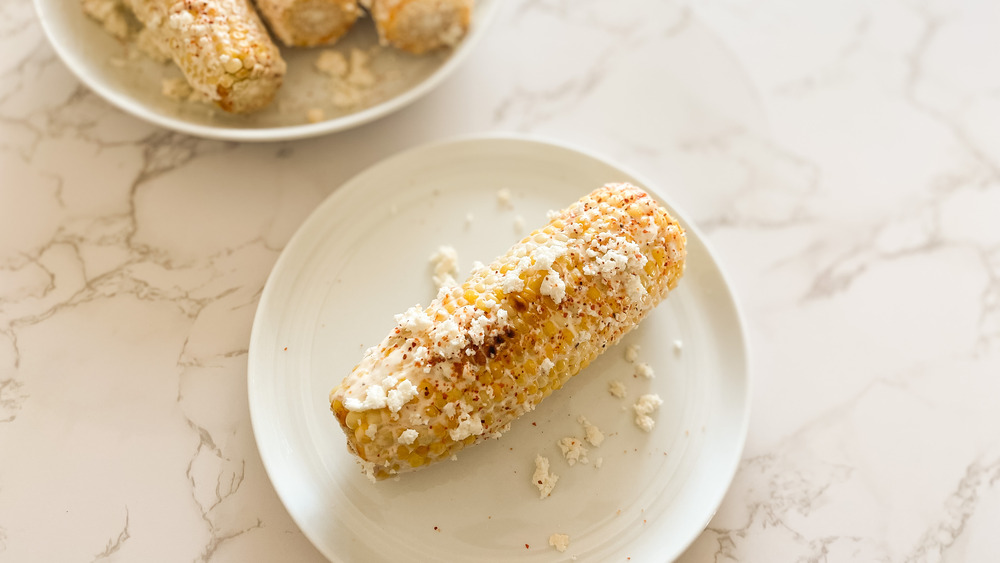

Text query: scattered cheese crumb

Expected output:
[465,212,474,226]
[347,48,376,87]
[365,423,377,440]
[540,358,555,374]
[533,455,558,498]
[315,50,348,76]
[557,437,589,466]
[674,339,684,352]
[306,108,325,123]
[633,394,663,432]
[429,246,459,289]
[398,429,418,445]
[595,457,603,469]
[513,215,525,232]
[548,533,570,553]
[578,416,605,447]
[609,381,627,399]
[625,344,640,363]
[161,78,193,101]
[635,362,654,379]
[497,188,512,207]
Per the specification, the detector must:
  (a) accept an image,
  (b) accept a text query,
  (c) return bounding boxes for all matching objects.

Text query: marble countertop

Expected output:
[2,0,999,561]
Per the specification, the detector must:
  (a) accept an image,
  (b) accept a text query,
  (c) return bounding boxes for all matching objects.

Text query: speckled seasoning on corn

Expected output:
[329,183,686,481]
[361,0,472,54]
[257,0,360,47]
[126,0,286,113]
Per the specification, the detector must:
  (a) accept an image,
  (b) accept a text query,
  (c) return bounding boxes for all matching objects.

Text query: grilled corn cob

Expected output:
[257,0,360,47]
[362,0,472,54]
[127,0,286,113]
[329,183,686,481]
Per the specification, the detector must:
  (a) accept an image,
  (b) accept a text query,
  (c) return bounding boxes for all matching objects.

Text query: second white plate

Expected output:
[248,135,750,562]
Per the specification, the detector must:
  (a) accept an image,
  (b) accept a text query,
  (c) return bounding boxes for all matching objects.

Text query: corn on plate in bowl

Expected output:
[33,0,498,141]
[248,135,750,562]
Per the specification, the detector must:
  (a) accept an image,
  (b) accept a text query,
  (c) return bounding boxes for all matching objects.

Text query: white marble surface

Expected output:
[2,0,999,561]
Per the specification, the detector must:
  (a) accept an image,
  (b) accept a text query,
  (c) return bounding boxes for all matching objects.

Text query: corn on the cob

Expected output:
[126,0,286,113]
[329,183,686,481]
[256,0,360,47]
[362,0,472,54]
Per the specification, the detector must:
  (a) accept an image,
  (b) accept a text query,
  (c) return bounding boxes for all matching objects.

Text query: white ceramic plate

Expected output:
[33,0,498,141]
[248,135,750,562]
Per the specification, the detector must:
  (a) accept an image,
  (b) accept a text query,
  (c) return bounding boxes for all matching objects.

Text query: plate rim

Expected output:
[31,0,501,142]
[247,132,752,561]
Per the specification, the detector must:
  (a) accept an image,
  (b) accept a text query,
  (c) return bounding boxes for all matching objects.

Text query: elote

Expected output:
[256,0,360,47]
[126,0,286,113]
[329,183,686,480]
[363,0,472,54]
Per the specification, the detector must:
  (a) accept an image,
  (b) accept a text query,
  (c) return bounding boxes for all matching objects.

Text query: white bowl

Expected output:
[33,0,499,141]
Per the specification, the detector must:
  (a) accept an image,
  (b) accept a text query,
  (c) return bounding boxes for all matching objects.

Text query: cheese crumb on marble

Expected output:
[625,343,640,363]
[578,415,605,447]
[429,245,460,289]
[635,362,655,379]
[595,457,603,469]
[548,533,570,553]
[497,188,512,207]
[557,437,589,466]
[513,215,525,232]
[608,380,627,399]
[533,455,558,499]
[398,428,418,445]
[633,393,663,432]
[674,339,684,352]
[465,212,474,226]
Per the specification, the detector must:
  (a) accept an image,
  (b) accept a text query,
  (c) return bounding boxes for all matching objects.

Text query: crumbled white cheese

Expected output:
[540,271,566,304]
[578,416,605,447]
[546,209,560,221]
[344,384,387,411]
[306,108,325,123]
[540,358,555,375]
[395,306,434,333]
[442,401,457,418]
[674,339,684,352]
[533,455,559,499]
[625,344,640,363]
[497,188,512,207]
[449,412,485,441]
[315,50,348,76]
[161,78,193,101]
[633,394,663,432]
[408,411,428,426]
[635,362,655,379]
[501,271,525,293]
[558,437,589,466]
[595,457,603,469]
[548,533,570,553]
[347,48,376,87]
[608,381,627,399]
[385,379,418,412]
[429,317,466,358]
[398,429,418,445]
[365,423,377,440]
[513,215,525,232]
[429,245,460,289]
